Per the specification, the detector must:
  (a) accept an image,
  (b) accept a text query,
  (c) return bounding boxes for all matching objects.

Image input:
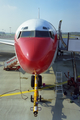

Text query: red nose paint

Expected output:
[15,35,57,74]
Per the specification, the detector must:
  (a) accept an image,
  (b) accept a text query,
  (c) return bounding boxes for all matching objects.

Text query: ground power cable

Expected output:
[0,72,28,99]
[19,71,28,100]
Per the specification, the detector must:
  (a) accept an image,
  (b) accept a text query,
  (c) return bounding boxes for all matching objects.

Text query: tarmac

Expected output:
[0,42,80,120]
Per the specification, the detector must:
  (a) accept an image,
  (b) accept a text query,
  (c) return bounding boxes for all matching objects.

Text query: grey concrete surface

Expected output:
[0,43,80,120]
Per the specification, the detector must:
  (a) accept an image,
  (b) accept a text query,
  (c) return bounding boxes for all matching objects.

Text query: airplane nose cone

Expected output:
[23,40,44,61]
[22,38,50,61]
[16,37,54,74]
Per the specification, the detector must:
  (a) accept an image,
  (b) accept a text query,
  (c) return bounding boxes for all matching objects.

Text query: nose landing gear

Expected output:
[30,74,42,117]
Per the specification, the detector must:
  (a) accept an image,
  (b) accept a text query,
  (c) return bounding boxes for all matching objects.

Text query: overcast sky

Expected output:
[0,0,80,33]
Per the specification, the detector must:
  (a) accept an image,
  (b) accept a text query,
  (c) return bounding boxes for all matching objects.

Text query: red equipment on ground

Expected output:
[4,56,20,71]
[64,72,80,88]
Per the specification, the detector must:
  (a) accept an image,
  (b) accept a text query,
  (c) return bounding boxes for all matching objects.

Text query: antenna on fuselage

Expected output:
[38,8,40,19]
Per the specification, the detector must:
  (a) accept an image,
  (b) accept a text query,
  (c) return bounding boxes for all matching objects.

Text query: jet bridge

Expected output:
[58,33,80,83]
[58,33,80,52]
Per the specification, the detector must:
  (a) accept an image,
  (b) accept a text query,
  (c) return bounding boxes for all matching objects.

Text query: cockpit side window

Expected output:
[49,31,55,39]
[17,31,21,39]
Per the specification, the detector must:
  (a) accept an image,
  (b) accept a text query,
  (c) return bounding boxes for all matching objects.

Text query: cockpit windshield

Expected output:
[17,30,54,39]
[21,31,35,37]
[20,31,50,38]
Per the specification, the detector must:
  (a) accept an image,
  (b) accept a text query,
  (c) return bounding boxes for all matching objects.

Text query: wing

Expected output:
[0,39,14,46]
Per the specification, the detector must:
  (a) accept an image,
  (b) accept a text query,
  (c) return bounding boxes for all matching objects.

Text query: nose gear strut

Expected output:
[30,74,42,117]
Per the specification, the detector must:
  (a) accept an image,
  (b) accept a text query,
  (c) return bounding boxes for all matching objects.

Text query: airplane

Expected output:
[0,19,65,117]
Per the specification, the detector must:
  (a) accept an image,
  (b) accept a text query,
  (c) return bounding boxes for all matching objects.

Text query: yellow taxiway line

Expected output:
[0,89,34,97]
[0,81,67,97]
